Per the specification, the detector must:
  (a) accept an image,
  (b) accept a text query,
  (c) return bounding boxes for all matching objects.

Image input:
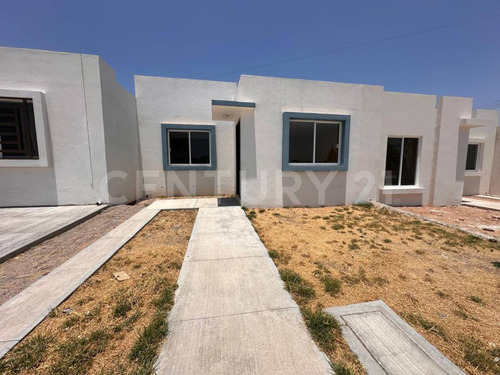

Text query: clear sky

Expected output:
[1,0,499,109]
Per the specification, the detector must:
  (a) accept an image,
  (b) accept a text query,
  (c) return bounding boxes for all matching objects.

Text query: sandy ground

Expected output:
[402,204,500,238]
[0,210,197,375]
[251,205,500,375]
[0,205,142,305]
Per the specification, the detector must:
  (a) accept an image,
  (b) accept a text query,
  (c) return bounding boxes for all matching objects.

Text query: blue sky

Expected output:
[1,0,499,108]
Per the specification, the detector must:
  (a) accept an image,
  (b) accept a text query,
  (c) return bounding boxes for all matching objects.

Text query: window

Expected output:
[161,124,216,170]
[384,137,419,186]
[169,130,210,165]
[0,97,38,159]
[465,144,479,171]
[283,113,350,171]
[289,120,340,164]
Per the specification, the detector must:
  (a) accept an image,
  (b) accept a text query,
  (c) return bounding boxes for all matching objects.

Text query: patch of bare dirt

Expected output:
[0,205,142,304]
[402,204,500,237]
[251,205,500,375]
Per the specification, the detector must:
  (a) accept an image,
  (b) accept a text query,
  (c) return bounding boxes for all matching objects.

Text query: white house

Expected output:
[0,47,141,207]
[1,46,499,208]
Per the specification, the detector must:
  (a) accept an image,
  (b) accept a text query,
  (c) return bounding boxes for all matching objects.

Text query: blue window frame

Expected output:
[161,124,217,170]
[282,112,350,171]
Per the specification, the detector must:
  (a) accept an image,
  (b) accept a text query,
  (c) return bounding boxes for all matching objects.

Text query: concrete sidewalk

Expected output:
[462,196,500,211]
[156,207,329,374]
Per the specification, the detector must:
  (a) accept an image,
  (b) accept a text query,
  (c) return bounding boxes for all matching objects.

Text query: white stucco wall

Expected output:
[135,76,237,198]
[378,91,437,206]
[489,127,500,196]
[235,75,453,208]
[430,97,473,205]
[463,109,499,196]
[0,47,108,206]
[0,47,139,207]
[235,75,381,207]
[99,59,141,204]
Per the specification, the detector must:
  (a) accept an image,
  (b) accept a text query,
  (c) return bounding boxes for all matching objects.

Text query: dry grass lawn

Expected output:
[250,204,500,375]
[0,210,196,375]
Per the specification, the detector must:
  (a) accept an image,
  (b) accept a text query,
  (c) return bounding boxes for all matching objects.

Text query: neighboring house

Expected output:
[464,110,500,196]
[490,129,500,196]
[1,46,499,207]
[0,47,141,207]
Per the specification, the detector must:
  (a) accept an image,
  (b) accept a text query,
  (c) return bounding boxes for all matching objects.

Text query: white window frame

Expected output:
[385,136,420,187]
[465,143,480,172]
[289,120,342,166]
[168,129,212,167]
[0,89,50,168]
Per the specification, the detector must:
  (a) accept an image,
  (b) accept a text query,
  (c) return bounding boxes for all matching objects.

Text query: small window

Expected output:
[384,137,419,186]
[289,120,340,164]
[466,144,479,171]
[168,130,210,166]
[0,97,38,159]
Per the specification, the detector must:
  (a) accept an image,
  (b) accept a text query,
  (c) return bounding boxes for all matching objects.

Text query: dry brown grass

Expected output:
[251,204,500,375]
[0,210,196,375]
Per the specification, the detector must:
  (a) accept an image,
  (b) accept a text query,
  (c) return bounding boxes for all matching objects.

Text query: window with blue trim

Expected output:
[282,113,350,171]
[162,124,217,170]
[169,130,210,165]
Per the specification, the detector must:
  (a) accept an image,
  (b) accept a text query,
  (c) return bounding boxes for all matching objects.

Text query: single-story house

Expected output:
[1,46,499,208]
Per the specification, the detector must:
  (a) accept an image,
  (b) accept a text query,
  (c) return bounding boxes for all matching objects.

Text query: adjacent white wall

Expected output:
[99,59,141,204]
[463,109,499,196]
[0,47,139,207]
[489,127,500,196]
[135,76,237,198]
[0,47,105,206]
[429,97,472,205]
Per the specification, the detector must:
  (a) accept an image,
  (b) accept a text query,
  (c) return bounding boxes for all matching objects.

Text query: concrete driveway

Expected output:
[0,205,105,262]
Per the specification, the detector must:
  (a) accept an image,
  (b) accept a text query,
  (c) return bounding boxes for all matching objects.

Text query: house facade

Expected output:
[1,46,499,207]
[0,47,140,207]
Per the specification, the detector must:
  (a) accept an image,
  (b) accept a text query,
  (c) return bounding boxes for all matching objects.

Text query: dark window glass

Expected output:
[384,138,402,185]
[315,123,340,163]
[401,138,419,185]
[169,131,189,164]
[466,144,478,171]
[190,131,210,164]
[289,121,314,163]
[0,98,38,159]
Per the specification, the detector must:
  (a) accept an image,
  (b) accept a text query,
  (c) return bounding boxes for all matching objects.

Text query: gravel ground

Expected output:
[0,205,142,305]
[401,204,500,238]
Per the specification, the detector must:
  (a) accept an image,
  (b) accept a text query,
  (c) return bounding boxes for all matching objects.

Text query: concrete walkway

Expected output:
[0,205,105,263]
[156,207,329,374]
[462,196,500,211]
[0,208,159,358]
[146,197,218,210]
